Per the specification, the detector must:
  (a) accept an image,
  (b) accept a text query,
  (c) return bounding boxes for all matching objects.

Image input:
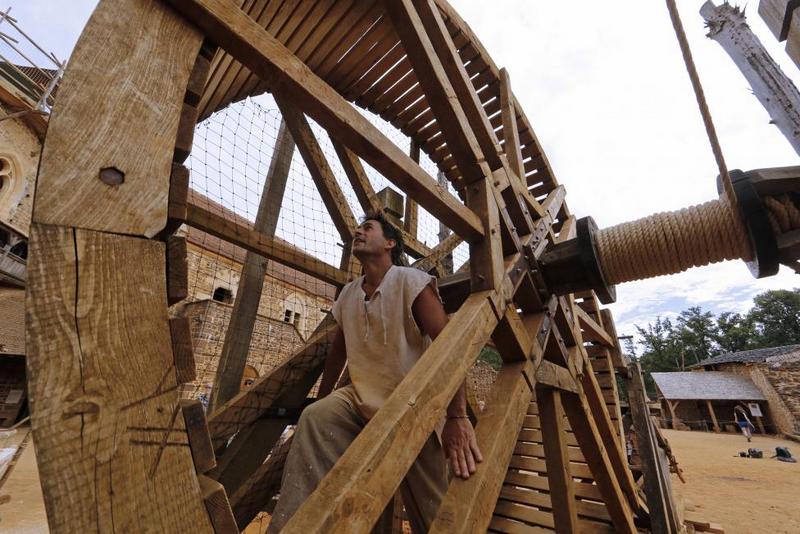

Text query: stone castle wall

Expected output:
[0,106,39,235]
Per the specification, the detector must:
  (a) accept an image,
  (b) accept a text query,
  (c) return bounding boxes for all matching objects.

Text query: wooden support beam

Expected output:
[535,360,578,394]
[705,400,720,432]
[411,232,463,273]
[165,0,485,241]
[384,0,492,184]
[500,68,525,180]
[170,316,197,384]
[229,433,293,528]
[211,357,322,496]
[26,223,213,531]
[575,305,615,347]
[184,202,349,287]
[277,97,357,242]
[206,323,338,446]
[491,306,534,362]
[404,139,420,235]
[207,119,294,413]
[166,235,188,305]
[332,138,382,214]
[166,163,190,235]
[466,179,504,292]
[199,475,238,533]
[561,390,637,534]
[413,0,504,172]
[627,362,681,534]
[32,0,203,237]
[181,399,216,474]
[282,292,499,533]
[429,359,535,533]
[536,388,579,534]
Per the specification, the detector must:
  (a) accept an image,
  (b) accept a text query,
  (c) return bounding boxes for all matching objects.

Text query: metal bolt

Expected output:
[99,166,124,186]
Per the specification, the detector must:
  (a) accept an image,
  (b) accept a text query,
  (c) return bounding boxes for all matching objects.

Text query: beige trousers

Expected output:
[268,393,448,533]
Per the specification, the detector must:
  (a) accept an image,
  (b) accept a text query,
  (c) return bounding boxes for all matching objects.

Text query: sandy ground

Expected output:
[664,429,800,534]
[0,426,47,533]
[2,426,799,533]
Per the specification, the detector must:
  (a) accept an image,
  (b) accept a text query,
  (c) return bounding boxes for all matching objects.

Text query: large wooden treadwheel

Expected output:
[25,1,699,532]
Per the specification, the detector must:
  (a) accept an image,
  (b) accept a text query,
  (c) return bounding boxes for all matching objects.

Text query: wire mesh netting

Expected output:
[178,95,468,406]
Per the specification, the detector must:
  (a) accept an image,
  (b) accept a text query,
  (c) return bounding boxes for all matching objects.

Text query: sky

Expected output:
[6,0,799,349]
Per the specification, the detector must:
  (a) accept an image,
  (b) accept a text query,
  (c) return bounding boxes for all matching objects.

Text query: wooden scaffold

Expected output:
[24,1,799,533]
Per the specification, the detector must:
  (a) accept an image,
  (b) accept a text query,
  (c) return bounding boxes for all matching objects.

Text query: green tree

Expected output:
[748,289,800,347]
[673,306,718,365]
[635,316,681,396]
[714,312,756,353]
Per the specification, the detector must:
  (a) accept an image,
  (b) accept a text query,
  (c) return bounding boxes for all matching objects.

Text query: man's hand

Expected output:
[442,417,483,479]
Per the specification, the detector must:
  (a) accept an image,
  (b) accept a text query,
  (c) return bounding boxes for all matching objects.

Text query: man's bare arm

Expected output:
[412,285,483,479]
[317,326,346,398]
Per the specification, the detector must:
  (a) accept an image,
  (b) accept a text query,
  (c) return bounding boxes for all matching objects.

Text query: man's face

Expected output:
[352,219,394,260]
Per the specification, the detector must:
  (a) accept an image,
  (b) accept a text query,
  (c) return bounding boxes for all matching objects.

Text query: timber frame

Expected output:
[26,1,649,533]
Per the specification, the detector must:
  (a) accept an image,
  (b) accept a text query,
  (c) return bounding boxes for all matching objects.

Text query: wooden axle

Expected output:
[540,165,799,302]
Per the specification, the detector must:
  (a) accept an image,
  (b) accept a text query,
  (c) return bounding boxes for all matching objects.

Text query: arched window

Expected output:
[281,292,306,332]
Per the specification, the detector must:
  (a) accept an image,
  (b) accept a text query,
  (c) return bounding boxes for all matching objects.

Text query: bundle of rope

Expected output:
[591,1,800,286]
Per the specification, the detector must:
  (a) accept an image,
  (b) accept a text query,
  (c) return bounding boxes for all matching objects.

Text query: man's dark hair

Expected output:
[362,211,405,266]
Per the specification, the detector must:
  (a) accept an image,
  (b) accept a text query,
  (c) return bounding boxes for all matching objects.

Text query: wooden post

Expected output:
[705,400,720,432]
[626,362,681,534]
[702,1,800,156]
[666,400,681,430]
[404,140,419,236]
[536,387,579,533]
[207,120,294,413]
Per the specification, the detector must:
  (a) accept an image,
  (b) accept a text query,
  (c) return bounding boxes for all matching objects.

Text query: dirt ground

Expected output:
[664,429,800,534]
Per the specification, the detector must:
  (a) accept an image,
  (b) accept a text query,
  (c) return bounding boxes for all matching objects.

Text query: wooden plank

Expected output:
[575,306,614,347]
[411,232,462,273]
[536,388,579,533]
[384,0,491,184]
[499,486,611,523]
[207,119,294,413]
[405,140,420,235]
[561,391,636,534]
[535,360,578,394]
[429,359,535,534]
[499,68,525,180]
[229,433,293,528]
[166,163,190,235]
[331,138,382,214]
[166,0,485,241]
[281,292,499,533]
[513,442,585,464]
[415,0,504,173]
[170,316,197,384]
[758,0,796,40]
[627,362,681,534]
[166,235,188,305]
[26,223,212,532]
[206,323,337,446]
[492,307,534,362]
[198,475,238,533]
[277,97,357,241]
[182,399,216,474]
[504,470,602,501]
[467,179,504,292]
[33,0,202,237]
[185,202,349,287]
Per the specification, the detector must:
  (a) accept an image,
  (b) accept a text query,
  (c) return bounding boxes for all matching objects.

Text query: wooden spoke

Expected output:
[277,96,358,242]
[536,388,579,534]
[429,359,535,533]
[185,202,350,287]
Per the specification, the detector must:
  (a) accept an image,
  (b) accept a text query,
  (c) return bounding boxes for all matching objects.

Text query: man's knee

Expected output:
[297,394,352,431]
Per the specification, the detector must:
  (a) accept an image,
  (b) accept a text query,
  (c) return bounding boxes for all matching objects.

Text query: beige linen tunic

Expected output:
[331,265,438,420]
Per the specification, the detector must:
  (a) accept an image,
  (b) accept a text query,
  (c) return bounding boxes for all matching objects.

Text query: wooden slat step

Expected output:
[513,442,586,464]
[500,486,612,523]
[504,470,603,501]
[495,500,614,534]
[517,428,578,447]
[489,515,552,533]
[508,455,593,480]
